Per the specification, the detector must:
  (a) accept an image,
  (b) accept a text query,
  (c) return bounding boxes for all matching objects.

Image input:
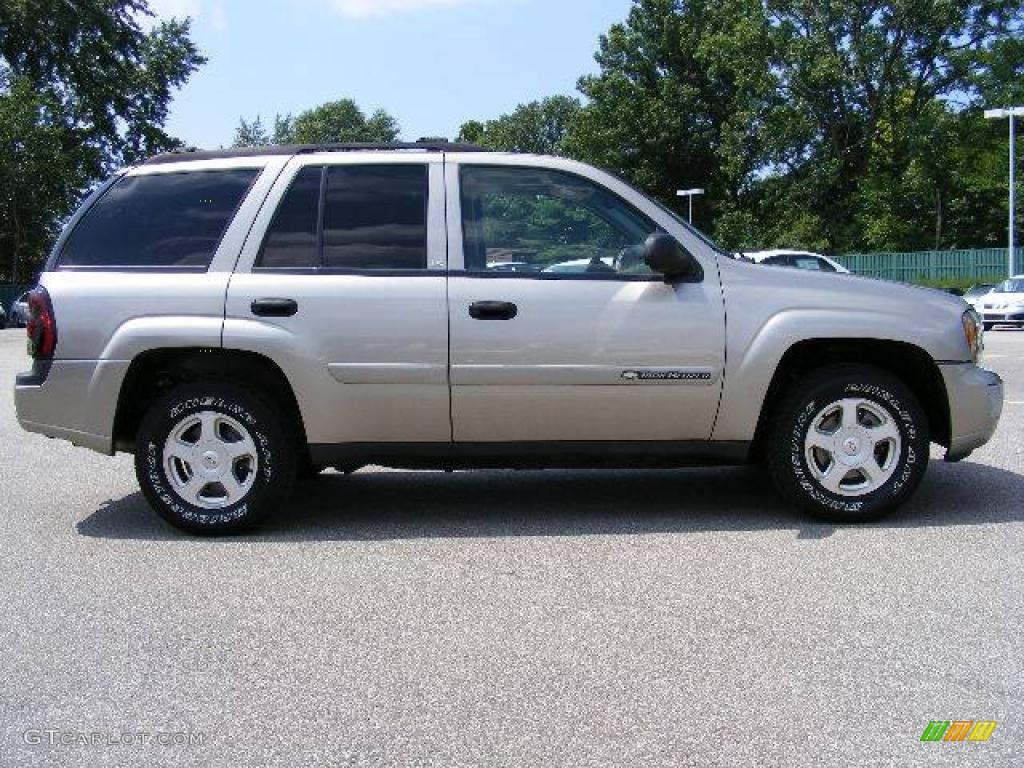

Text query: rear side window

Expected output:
[258,166,322,269]
[323,165,427,270]
[257,164,428,271]
[59,169,259,268]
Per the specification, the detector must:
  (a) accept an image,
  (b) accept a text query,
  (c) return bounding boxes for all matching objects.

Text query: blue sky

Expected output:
[148,0,634,149]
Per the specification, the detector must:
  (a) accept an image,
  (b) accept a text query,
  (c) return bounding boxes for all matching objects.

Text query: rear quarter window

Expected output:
[58,169,260,269]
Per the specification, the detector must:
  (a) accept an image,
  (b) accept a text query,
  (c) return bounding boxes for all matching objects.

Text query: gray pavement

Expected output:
[0,326,1021,767]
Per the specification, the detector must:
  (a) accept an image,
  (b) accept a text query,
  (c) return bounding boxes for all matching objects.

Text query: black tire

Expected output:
[767,364,929,523]
[134,381,297,535]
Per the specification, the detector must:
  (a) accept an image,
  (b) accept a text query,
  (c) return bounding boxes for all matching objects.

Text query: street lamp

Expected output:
[984,106,1024,277]
[675,188,705,224]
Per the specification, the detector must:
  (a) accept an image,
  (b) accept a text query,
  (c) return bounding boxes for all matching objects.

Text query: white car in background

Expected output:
[963,283,995,310]
[745,249,850,274]
[979,276,1024,330]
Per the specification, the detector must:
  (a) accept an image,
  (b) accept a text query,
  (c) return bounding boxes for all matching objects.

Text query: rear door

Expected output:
[224,153,450,446]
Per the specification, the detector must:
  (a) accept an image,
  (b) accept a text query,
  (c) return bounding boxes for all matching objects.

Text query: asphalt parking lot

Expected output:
[0,327,1021,767]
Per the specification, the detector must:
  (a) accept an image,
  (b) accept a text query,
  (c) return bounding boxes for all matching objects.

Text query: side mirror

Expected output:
[644,234,703,284]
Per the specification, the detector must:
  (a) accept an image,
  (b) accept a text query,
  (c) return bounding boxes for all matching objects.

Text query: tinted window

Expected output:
[761,255,790,266]
[322,165,428,270]
[60,169,259,268]
[790,257,831,272]
[460,166,660,276]
[258,166,322,268]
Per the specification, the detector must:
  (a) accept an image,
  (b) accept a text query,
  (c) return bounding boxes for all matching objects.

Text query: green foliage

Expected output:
[0,78,79,282]
[235,100,400,147]
[457,96,582,155]
[551,0,1024,254]
[233,115,271,147]
[480,193,630,266]
[564,0,775,234]
[0,0,204,280]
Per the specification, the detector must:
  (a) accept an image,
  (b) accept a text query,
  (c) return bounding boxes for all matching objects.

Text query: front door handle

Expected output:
[469,301,518,321]
[251,298,298,317]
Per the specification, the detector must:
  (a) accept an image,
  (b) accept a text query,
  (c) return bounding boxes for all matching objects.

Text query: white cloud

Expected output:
[143,0,227,31]
[147,0,203,19]
[329,0,487,18]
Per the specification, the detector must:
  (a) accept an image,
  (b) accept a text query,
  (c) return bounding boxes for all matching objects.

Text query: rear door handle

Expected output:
[251,298,298,317]
[469,301,518,321]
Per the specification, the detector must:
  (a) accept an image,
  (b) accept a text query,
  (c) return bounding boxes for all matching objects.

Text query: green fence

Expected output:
[836,248,1021,283]
[0,284,33,311]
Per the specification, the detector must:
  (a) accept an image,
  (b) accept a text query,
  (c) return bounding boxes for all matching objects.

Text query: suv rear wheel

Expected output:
[135,381,297,535]
[767,365,929,522]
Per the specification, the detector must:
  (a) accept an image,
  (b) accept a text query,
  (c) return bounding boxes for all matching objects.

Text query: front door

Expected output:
[447,161,726,443]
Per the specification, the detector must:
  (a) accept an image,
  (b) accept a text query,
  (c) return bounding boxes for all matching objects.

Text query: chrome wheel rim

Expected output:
[803,398,901,497]
[163,411,258,510]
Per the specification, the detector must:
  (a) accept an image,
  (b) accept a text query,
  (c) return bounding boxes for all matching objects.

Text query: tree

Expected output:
[234,100,401,147]
[0,78,78,283]
[291,99,399,144]
[564,0,777,245]
[0,1,204,280]
[233,115,271,148]
[457,96,582,154]
[758,0,1024,251]
[564,0,1023,253]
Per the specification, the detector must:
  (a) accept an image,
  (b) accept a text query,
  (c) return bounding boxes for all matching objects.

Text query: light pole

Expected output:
[675,188,705,224]
[984,106,1024,277]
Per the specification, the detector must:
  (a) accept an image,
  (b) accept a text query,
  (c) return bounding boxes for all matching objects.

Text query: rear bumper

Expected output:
[14,358,128,455]
[939,363,1003,461]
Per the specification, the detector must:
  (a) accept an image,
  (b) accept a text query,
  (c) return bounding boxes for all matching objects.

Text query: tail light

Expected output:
[26,287,58,360]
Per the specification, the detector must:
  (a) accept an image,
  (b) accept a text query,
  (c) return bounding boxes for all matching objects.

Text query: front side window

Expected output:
[460,166,661,276]
[59,169,259,268]
[257,163,428,271]
[792,256,825,271]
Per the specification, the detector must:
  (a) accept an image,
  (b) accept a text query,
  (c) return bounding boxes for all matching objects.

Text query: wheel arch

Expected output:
[113,347,308,456]
[748,338,950,462]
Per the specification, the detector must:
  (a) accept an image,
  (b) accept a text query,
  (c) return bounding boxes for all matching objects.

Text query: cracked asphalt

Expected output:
[0,327,1021,767]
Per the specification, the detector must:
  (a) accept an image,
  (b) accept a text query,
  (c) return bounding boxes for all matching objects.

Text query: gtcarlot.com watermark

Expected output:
[23,729,204,747]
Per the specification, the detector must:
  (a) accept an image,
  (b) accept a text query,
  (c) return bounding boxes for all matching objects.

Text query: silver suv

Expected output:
[15,142,1004,534]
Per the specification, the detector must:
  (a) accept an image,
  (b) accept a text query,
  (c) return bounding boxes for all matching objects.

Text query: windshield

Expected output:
[993,278,1024,293]
[965,285,992,297]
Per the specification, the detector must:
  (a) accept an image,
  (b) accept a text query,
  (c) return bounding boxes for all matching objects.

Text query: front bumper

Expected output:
[939,363,1003,461]
[982,309,1024,323]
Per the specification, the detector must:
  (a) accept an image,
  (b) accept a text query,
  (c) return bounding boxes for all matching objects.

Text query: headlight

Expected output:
[962,309,983,362]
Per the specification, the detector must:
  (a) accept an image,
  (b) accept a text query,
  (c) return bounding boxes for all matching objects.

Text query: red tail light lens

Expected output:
[26,287,58,359]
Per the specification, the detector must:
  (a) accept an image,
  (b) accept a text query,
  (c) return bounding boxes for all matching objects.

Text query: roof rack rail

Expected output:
[143,140,493,165]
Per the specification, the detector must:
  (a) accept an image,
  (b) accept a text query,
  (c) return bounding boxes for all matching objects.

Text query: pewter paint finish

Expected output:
[15,151,1001,460]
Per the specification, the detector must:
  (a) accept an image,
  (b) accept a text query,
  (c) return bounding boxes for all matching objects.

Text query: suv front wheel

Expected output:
[767,365,930,522]
[135,382,297,535]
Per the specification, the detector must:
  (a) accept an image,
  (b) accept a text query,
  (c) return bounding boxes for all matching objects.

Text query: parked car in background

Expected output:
[963,283,995,310]
[979,276,1024,330]
[9,293,30,327]
[745,249,851,274]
